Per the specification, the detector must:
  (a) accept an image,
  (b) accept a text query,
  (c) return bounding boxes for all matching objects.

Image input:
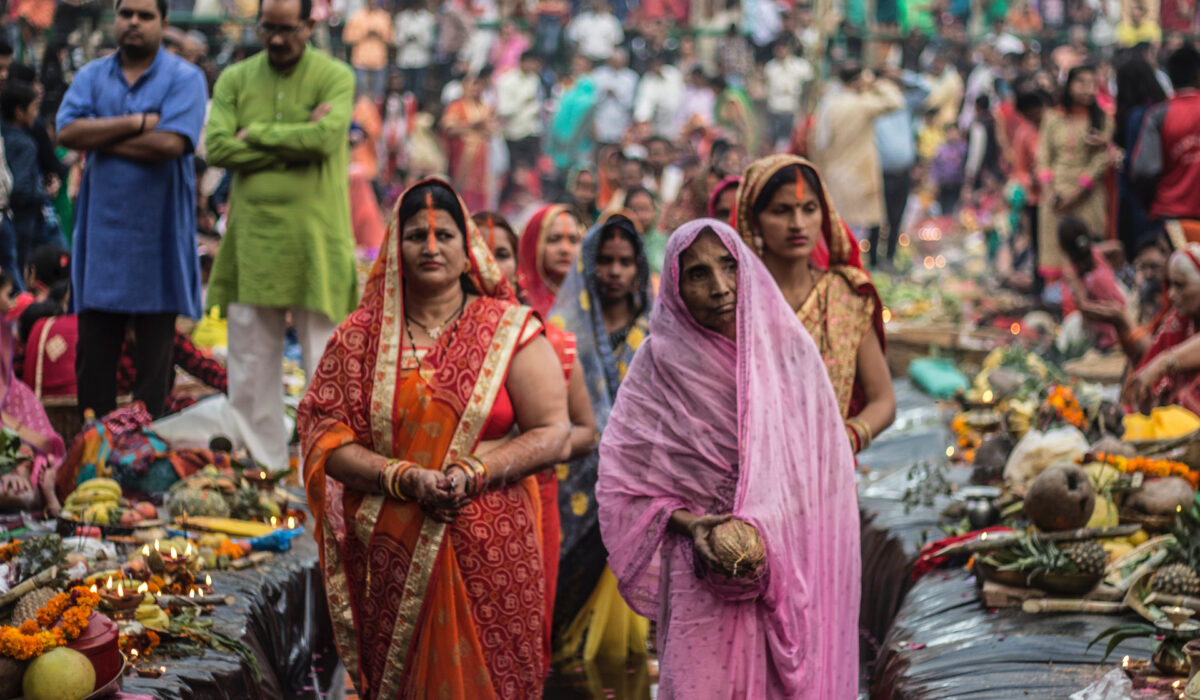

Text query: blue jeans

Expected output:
[11,207,43,278]
[0,215,22,291]
[355,68,386,100]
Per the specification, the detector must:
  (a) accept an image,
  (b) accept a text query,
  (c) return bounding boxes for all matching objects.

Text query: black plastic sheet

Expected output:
[858,382,1159,699]
[117,503,341,699]
[871,568,1155,699]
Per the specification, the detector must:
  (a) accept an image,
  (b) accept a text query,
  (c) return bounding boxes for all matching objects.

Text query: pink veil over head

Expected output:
[597,219,860,698]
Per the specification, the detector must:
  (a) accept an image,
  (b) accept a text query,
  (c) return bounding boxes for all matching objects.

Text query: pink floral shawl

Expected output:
[596,219,860,698]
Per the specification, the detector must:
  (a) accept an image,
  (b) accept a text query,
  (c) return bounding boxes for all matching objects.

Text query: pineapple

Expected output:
[1160,492,1200,596]
[1151,563,1200,597]
[1062,541,1108,576]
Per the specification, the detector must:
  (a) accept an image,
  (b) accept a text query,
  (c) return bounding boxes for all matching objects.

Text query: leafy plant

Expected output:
[15,534,67,585]
[1167,491,1200,571]
[980,534,1077,585]
[164,608,261,681]
[0,427,30,477]
[901,460,954,514]
[1087,622,1162,662]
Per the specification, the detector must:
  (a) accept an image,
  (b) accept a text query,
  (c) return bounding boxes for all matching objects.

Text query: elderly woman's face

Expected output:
[1167,253,1200,320]
[678,231,738,341]
[401,208,468,290]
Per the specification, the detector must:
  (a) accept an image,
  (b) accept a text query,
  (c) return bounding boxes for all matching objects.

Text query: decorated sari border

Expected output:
[376,304,532,699]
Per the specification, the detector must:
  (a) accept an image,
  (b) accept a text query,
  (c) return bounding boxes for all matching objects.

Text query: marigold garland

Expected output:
[1091,452,1200,489]
[0,586,101,660]
[1047,385,1087,430]
[0,541,20,563]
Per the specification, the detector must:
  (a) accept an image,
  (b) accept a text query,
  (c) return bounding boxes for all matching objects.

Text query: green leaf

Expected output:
[1087,623,1157,662]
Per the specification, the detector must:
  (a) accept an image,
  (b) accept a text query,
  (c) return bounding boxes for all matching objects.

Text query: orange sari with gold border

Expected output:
[298,179,546,699]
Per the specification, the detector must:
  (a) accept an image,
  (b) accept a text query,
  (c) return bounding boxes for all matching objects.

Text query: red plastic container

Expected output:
[67,612,121,690]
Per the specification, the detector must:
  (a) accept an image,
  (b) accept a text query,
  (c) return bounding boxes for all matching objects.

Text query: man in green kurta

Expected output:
[205,0,356,470]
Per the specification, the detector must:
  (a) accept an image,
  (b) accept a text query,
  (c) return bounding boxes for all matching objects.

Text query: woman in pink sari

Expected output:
[596,219,860,698]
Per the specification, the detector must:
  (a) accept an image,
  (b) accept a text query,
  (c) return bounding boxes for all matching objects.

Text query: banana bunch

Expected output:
[135,594,170,630]
[62,478,122,523]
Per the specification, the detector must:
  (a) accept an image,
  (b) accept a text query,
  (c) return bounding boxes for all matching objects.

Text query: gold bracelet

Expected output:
[380,460,416,501]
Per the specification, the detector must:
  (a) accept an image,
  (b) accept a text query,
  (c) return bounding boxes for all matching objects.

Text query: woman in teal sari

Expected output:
[548,56,598,174]
[545,213,653,661]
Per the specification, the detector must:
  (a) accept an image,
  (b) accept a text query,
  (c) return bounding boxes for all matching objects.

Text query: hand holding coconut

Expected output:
[670,510,767,579]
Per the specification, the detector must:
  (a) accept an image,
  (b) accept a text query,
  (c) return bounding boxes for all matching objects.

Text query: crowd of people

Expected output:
[0,0,1193,695]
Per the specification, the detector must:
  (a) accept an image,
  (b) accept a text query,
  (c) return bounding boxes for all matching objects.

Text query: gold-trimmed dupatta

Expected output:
[732,155,885,419]
[299,178,545,698]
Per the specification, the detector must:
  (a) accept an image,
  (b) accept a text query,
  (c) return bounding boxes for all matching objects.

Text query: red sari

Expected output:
[299,179,546,698]
[517,203,576,667]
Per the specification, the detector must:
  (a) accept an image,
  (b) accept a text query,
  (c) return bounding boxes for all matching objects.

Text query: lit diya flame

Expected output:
[142,544,151,556]
[287,516,296,529]
[169,547,178,558]
[205,574,212,586]
[154,539,161,552]
[945,446,954,458]
[130,649,138,659]
[106,576,114,590]
[116,582,124,596]
[259,471,267,481]
[982,390,993,403]
[270,516,278,527]
[1122,655,1129,668]
[980,532,989,542]
[138,583,149,594]
[185,542,193,556]
[90,584,98,593]
[189,588,196,599]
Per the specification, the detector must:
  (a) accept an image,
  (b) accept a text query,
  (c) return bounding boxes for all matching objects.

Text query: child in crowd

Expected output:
[930,123,967,215]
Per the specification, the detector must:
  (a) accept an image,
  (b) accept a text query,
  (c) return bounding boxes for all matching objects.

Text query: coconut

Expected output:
[0,656,25,699]
[1024,464,1096,531]
[709,519,766,578]
[1127,476,1195,516]
[22,647,94,700]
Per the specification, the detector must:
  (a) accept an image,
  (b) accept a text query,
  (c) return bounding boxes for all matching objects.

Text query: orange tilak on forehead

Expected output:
[486,214,496,247]
[424,191,437,253]
[795,175,804,202]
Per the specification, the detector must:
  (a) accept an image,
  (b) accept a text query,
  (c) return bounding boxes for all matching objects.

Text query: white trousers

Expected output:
[226,303,337,470]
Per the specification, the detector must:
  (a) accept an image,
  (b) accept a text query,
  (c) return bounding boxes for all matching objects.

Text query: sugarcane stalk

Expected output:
[1144,592,1200,611]
[932,525,1142,558]
[0,566,57,607]
[1116,550,1169,593]
[1021,599,1128,614]
[228,552,271,570]
[156,594,236,607]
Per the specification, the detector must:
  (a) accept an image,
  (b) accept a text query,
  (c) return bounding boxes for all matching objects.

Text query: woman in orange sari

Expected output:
[441,76,496,212]
[735,155,895,453]
[298,179,570,699]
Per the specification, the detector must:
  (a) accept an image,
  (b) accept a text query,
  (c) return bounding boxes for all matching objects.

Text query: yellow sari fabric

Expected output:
[734,155,883,419]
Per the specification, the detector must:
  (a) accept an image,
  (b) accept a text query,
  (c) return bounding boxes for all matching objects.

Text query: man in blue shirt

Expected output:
[56,0,207,418]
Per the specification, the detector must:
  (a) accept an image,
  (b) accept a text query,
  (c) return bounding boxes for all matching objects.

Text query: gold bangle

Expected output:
[380,460,416,501]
